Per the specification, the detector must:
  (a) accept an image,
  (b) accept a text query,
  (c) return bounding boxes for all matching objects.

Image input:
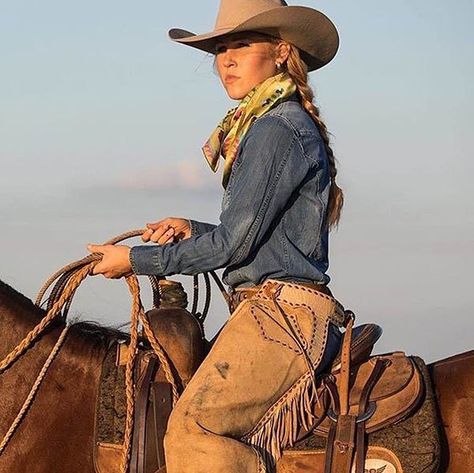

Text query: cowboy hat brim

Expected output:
[168,6,339,72]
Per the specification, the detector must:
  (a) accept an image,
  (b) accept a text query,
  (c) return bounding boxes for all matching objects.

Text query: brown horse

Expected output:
[0,278,473,473]
[0,279,126,473]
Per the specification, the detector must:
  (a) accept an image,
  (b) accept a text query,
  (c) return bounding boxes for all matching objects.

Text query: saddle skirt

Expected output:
[315,351,424,435]
[279,356,442,473]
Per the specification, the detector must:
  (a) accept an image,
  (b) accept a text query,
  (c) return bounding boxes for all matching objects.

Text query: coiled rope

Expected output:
[2,228,232,472]
[1,230,178,473]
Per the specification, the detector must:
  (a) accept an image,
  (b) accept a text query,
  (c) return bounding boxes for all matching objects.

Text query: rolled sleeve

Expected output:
[129,115,313,277]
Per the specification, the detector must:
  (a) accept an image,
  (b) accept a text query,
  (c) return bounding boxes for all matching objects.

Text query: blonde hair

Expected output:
[272,38,344,229]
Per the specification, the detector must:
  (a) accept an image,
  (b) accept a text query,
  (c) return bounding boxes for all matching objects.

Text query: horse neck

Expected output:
[0,280,105,472]
[0,280,109,365]
[0,281,53,358]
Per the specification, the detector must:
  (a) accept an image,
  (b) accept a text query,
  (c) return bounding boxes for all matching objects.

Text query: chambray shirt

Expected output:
[130,93,331,289]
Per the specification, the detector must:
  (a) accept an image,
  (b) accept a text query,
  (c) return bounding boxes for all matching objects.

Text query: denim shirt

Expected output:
[130,93,331,289]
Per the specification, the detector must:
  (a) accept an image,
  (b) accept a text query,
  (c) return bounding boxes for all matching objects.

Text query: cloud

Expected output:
[115,159,220,192]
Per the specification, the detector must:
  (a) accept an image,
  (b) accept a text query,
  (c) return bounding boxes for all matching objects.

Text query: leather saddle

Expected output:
[94,298,206,473]
[279,317,425,473]
[94,283,425,473]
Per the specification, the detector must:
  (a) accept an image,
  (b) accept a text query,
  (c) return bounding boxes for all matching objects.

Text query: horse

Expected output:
[0,278,473,472]
[0,278,127,472]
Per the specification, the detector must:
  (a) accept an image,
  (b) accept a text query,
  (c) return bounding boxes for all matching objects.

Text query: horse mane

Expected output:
[0,279,130,348]
[0,279,44,315]
[68,319,130,347]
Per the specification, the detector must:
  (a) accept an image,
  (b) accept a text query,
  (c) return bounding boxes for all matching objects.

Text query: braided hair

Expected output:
[275,40,344,229]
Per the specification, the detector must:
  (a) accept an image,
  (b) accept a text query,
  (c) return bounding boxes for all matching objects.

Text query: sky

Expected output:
[1,0,473,362]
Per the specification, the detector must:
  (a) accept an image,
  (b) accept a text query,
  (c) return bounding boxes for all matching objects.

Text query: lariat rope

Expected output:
[0,325,69,456]
[1,228,232,472]
[1,230,177,473]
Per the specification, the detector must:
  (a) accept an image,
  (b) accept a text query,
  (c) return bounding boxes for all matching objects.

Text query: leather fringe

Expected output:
[242,371,318,470]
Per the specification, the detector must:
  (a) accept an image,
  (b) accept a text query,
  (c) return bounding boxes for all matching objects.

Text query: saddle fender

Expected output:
[94,304,206,473]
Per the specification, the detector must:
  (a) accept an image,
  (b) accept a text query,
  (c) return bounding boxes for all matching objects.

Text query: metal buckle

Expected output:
[327,401,377,424]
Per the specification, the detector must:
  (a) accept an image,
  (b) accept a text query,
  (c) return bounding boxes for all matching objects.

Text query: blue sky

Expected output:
[1,0,473,361]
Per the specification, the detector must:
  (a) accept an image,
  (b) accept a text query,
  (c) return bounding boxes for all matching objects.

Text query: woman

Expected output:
[88,1,345,471]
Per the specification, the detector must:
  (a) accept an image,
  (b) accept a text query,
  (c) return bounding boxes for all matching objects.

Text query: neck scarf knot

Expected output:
[202,72,297,188]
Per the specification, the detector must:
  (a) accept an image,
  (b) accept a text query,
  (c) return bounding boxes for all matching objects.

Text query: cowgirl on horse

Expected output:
[87,1,345,471]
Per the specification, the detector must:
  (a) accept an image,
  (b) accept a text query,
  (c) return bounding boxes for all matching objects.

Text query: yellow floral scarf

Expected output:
[202,72,297,188]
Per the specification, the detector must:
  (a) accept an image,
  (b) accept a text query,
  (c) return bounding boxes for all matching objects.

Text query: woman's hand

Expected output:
[87,244,133,279]
[142,217,192,244]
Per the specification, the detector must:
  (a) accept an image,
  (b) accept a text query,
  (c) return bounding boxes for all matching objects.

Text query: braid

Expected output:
[279,42,344,229]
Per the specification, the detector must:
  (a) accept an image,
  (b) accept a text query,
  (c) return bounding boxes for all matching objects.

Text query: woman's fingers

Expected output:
[143,224,175,245]
[141,218,189,244]
[141,221,167,242]
[87,243,106,254]
[156,226,175,245]
[148,225,168,243]
[141,228,154,242]
[86,244,132,278]
[146,221,166,230]
[142,219,170,242]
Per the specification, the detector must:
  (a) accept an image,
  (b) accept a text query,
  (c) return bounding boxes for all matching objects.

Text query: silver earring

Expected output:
[276,61,282,69]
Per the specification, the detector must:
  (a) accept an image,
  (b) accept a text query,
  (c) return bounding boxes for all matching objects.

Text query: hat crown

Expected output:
[169,0,339,72]
[214,0,288,30]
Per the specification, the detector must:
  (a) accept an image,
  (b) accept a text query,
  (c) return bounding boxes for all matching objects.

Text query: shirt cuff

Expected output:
[129,245,165,276]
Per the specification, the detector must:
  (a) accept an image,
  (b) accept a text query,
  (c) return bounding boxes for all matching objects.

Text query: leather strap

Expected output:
[331,413,357,473]
[339,312,354,416]
[324,418,338,473]
[354,357,387,473]
[151,382,174,469]
[323,312,357,473]
[116,342,130,367]
[130,356,158,473]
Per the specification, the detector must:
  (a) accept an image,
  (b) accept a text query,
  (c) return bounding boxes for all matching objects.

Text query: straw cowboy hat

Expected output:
[169,0,339,72]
